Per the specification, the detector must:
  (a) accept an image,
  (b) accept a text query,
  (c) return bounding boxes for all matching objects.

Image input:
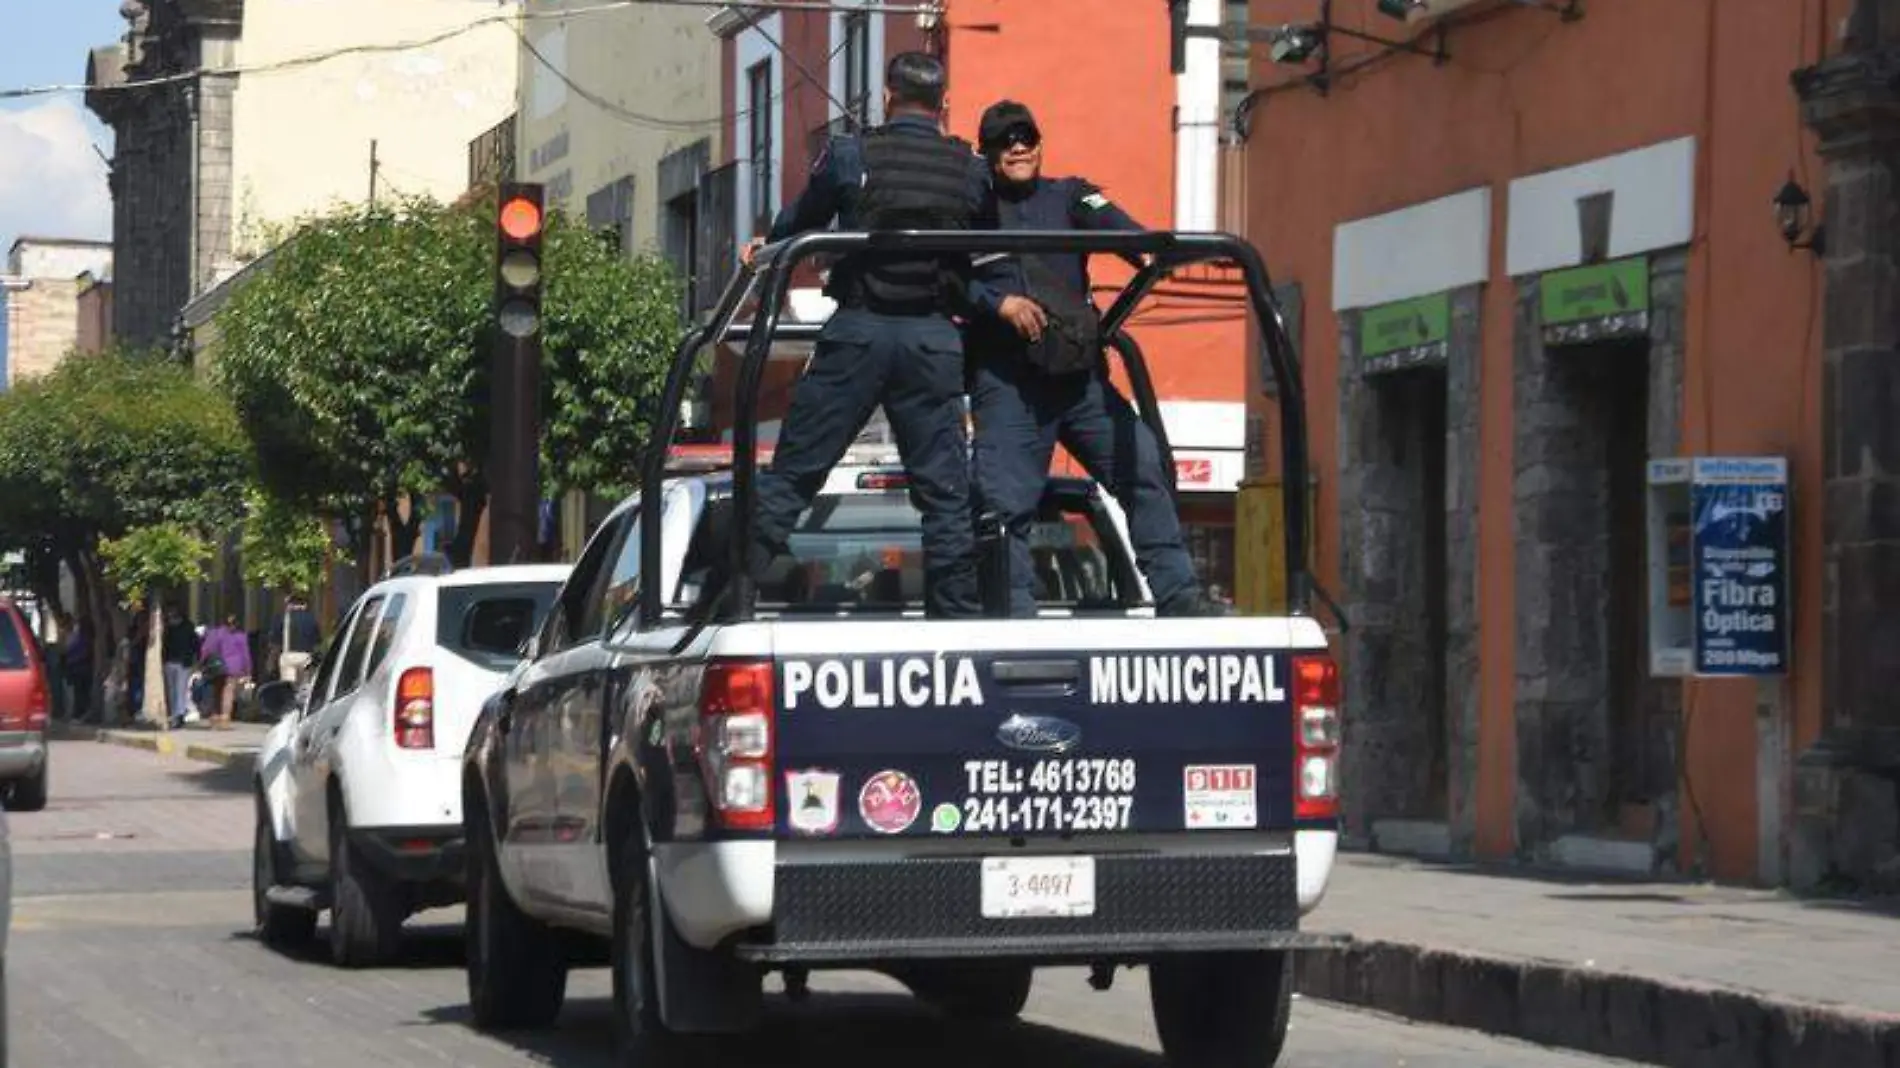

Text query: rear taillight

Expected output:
[394,667,435,749]
[25,673,47,729]
[1291,654,1341,822]
[695,660,775,831]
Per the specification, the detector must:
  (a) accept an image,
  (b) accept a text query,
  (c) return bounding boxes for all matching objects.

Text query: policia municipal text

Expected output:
[744,53,1221,620]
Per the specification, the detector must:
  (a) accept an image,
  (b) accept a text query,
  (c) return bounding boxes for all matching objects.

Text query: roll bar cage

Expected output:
[636,228,1314,628]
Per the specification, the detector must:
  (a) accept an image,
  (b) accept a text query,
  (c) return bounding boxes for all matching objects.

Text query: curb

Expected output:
[1296,939,1900,1068]
[50,722,253,768]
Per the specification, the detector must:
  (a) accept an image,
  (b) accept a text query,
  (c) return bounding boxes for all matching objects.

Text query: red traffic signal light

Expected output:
[495,182,545,340]
[500,196,543,242]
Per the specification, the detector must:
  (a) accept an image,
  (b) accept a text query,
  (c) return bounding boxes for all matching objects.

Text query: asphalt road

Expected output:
[5,739,1642,1068]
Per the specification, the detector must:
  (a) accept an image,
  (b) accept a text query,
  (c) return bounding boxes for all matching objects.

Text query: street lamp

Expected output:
[1773,176,1825,255]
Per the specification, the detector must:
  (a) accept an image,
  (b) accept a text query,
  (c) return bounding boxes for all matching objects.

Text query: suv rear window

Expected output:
[0,611,27,670]
[436,582,562,669]
[676,484,1136,614]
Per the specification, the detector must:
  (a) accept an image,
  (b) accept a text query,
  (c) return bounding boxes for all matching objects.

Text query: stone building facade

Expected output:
[85,0,517,351]
[85,0,238,349]
[1,238,114,386]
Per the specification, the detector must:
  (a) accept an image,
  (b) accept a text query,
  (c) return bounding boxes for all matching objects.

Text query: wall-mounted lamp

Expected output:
[1772,175,1826,255]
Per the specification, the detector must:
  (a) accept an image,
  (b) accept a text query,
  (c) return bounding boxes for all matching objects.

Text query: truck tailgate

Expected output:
[764,617,1329,840]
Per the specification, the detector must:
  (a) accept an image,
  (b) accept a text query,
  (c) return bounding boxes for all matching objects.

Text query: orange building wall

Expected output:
[1242,0,1847,880]
[945,0,1245,406]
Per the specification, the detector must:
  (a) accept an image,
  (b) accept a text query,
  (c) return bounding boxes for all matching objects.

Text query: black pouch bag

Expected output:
[1014,251,1102,376]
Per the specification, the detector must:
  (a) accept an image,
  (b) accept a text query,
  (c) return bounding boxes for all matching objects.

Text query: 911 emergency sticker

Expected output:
[957,757,1137,834]
[1184,764,1257,829]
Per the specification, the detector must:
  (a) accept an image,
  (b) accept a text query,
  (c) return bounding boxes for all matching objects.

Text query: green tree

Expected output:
[240,488,338,599]
[0,348,251,716]
[99,523,213,726]
[211,190,684,567]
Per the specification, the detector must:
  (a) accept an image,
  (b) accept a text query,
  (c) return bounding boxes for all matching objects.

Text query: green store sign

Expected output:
[1542,256,1650,345]
[1361,292,1450,374]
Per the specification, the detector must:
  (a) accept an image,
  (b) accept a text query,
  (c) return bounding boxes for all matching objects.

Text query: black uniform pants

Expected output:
[753,307,981,619]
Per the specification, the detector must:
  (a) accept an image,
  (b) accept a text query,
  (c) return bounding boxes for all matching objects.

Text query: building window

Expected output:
[747,59,774,238]
[842,11,871,129]
[587,176,635,255]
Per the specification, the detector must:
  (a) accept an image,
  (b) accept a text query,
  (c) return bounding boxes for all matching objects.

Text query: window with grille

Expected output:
[747,60,774,238]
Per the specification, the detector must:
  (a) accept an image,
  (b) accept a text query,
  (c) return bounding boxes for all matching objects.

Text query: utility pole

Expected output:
[489,183,546,565]
[369,140,380,204]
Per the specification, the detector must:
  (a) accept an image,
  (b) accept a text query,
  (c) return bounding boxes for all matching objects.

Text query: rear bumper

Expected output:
[348,824,464,884]
[739,851,1323,965]
[0,733,46,780]
[655,829,1342,961]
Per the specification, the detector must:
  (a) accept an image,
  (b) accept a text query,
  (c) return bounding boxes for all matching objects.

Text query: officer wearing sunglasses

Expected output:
[964,100,1222,619]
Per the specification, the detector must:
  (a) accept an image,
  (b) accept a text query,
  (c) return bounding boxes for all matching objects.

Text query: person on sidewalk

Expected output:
[160,605,197,729]
[197,613,251,732]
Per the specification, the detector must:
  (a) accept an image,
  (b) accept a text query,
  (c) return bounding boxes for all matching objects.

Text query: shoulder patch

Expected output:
[1080,191,1110,210]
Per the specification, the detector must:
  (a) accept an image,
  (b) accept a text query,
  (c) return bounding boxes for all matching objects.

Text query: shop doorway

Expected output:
[1513,252,1687,864]
[1338,286,1480,853]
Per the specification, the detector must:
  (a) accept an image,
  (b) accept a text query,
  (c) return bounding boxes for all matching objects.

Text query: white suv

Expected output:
[250,559,571,967]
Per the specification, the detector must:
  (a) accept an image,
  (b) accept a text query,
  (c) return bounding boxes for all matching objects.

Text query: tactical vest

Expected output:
[843,126,978,313]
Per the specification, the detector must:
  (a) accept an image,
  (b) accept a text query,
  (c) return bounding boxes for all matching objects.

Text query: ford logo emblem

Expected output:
[995,714,1082,754]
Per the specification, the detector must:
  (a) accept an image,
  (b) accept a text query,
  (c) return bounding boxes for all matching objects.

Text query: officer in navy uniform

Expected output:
[741,51,994,619]
[964,100,1221,618]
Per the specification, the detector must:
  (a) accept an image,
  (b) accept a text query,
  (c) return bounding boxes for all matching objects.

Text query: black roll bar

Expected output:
[635,228,1312,627]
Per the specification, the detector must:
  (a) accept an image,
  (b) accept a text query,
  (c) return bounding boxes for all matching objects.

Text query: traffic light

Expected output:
[490,182,546,565]
[494,182,545,338]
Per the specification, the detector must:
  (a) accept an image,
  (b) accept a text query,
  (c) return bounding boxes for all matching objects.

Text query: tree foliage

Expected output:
[211,190,684,563]
[240,488,336,597]
[0,348,252,548]
[98,522,214,598]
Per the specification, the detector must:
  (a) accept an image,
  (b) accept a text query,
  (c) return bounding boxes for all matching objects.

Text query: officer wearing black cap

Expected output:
[739,51,992,619]
[965,100,1220,618]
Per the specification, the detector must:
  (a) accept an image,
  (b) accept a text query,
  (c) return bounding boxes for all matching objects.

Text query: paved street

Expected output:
[6,739,1638,1068]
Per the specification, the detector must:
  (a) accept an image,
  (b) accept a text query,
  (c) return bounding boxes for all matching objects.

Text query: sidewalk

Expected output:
[1300,852,1900,1068]
[51,718,270,768]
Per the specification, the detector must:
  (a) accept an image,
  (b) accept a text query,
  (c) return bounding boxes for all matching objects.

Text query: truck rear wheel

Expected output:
[902,962,1034,1021]
[465,795,567,1030]
[1148,951,1293,1068]
[611,823,673,1060]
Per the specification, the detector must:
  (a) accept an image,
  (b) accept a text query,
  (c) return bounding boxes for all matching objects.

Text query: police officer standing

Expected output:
[740,51,992,619]
[965,100,1221,618]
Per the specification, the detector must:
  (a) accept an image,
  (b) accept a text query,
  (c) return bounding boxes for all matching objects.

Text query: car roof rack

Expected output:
[386,552,454,580]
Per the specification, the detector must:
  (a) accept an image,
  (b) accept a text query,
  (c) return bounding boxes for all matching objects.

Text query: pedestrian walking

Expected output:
[161,604,197,728]
[197,612,251,731]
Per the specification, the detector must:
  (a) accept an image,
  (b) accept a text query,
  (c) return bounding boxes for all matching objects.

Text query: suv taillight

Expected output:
[395,667,435,749]
[695,660,775,831]
[25,672,47,729]
[1292,654,1341,822]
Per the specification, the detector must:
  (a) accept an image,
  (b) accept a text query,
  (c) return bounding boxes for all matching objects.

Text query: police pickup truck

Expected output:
[458,227,1343,1066]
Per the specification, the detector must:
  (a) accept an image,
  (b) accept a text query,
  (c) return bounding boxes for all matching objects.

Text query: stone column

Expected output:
[1792,3,1900,890]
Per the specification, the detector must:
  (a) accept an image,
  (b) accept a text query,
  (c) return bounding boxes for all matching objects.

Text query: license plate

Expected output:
[980,856,1096,919]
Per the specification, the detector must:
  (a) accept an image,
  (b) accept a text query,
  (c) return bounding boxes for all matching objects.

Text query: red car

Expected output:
[0,601,50,811]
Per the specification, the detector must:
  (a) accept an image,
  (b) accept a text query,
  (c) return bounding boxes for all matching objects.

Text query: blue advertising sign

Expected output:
[1690,457,1789,676]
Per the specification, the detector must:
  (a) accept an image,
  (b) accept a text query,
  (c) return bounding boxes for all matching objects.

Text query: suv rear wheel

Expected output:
[326,797,405,967]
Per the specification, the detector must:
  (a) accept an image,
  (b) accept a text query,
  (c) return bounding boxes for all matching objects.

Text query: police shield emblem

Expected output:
[785,769,842,835]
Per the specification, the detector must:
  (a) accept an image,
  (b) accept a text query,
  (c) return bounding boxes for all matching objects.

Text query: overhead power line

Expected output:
[0,0,937,102]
